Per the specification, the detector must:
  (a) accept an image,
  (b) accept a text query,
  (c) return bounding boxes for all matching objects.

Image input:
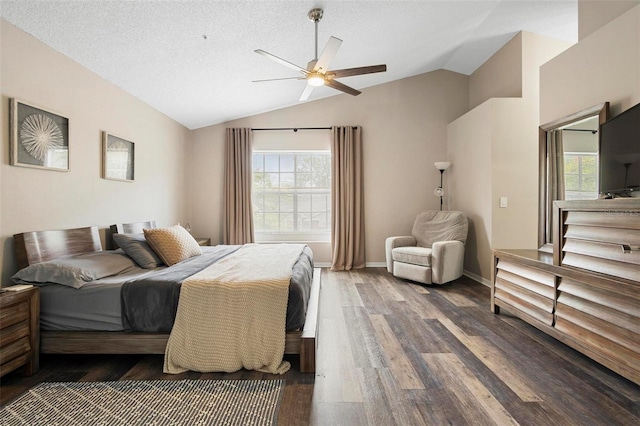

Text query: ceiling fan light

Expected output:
[307,74,325,87]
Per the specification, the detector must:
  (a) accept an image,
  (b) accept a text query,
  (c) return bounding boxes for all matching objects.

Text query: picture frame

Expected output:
[10,98,69,171]
[102,132,135,182]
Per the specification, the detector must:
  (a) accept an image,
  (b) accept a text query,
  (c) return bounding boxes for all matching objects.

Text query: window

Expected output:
[252,151,331,242]
[564,152,598,200]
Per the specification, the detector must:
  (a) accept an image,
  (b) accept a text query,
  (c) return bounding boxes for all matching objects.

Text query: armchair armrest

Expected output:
[385,236,417,272]
[431,240,465,284]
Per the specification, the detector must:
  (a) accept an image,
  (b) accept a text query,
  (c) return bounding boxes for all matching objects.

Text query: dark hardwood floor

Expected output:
[1,268,639,425]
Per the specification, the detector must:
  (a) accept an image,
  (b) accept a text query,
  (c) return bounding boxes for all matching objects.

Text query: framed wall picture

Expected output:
[102,132,135,182]
[10,98,69,171]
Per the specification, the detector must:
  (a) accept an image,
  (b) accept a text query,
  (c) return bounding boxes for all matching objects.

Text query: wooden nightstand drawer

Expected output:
[0,299,29,329]
[0,336,31,365]
[0,320,30,347]
[0,287,40,377]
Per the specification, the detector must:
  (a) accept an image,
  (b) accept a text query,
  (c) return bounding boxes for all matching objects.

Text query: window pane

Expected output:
[564,156,579,174]
[296,155,311,172]
[253,172,265,189]
[312,194,328,212]
[297,213,311,232]
[565,174,579,190]
[280,155,294,172]
[280,173,295,188]
[265,154,279,172]
[297,194,311,212]
[264,213,279,231]
[264,193,279,211]
[582,156,597,173]
[252,153,264,172]
[253,213,265,230]
[297,173,312,188]
[280,213,294,231]
[266,173,279,188]
[280,194,294,212]
[252,193,264,212]
[582,176,597,191]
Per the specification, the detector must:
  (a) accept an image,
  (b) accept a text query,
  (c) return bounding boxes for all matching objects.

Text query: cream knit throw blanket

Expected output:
[164,243,305,375]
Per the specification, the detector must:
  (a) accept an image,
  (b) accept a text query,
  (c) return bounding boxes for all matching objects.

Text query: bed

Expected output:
[12,224,320,373]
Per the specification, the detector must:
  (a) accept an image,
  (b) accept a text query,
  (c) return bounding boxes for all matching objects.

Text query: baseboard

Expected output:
[312,262,386,268]
[463,269,491,287]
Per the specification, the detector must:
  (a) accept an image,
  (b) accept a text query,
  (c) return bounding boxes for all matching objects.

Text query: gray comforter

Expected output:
[121,245,313,333]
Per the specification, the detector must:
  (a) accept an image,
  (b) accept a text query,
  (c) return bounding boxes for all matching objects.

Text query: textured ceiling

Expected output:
[1,1,578,130]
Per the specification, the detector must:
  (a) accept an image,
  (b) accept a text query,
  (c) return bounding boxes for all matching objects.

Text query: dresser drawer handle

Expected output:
[621,244,640,253]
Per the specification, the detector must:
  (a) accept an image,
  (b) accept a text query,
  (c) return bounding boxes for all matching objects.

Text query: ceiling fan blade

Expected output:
[327,64,387,79]
[299,84,315,101]
[254,49,308,74]
[325,79,361,96]
[252,76,305,83]
[313,36,342,72]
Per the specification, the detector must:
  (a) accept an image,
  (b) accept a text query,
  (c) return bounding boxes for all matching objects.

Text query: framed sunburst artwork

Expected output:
[10,98,69,171]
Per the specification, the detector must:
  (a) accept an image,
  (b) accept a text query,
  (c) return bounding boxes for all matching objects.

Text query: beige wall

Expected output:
[0,20,190,282]
[188,70,470,266]
[469,33,523,110]
[447,32,570,283]
[447,101,493,281]
[578,0,639,40]
[541,4,640,123]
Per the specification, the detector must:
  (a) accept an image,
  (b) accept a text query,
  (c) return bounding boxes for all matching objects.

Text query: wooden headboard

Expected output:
[109,221,157,249]
[109,220,157,235]
[13,226,102,270]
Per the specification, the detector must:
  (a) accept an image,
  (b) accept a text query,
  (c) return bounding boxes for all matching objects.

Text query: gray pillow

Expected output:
[12,251,138,289]
[113,233,163,269]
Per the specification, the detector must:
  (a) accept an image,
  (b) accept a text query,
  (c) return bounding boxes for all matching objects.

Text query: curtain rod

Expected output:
[251,127,332,132]
[563,128,598,134]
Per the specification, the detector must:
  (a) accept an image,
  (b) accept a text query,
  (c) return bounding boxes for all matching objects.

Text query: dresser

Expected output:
[493,199,640,385]
[0,286,40,377]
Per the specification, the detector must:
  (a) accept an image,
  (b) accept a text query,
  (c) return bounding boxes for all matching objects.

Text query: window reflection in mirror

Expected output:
[538,103,609,252]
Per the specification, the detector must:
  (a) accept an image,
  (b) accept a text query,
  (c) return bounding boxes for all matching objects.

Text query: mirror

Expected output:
[538,102,609,252]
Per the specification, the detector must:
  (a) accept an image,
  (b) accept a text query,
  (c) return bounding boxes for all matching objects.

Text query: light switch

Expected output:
[500,197,508,208]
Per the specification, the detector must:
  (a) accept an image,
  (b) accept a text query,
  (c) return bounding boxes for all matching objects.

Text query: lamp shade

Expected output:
[434,161,451,171]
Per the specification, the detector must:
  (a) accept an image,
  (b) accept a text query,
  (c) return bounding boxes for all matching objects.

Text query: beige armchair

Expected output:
[385,210,468,285]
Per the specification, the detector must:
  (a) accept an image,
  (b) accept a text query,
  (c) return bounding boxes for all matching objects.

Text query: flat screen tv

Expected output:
[599,102,640,196]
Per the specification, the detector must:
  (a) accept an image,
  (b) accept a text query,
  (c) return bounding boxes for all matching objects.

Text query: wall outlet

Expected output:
[500,196,508,208]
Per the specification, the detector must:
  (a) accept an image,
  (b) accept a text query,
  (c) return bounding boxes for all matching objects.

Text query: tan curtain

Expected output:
[223,128,254,245]
[546,129,565,242]
[331,126,365,270]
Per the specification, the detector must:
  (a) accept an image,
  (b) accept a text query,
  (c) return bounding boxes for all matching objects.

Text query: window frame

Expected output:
[252,149,331,243]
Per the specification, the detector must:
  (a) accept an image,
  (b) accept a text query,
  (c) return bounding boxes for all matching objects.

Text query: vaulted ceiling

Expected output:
[1,1,577,129]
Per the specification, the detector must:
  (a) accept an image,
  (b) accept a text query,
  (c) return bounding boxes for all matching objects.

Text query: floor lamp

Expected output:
[434,161,451,211]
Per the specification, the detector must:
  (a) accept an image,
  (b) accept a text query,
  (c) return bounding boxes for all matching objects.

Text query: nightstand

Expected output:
[0,286,40,377]
[195,237,211,246]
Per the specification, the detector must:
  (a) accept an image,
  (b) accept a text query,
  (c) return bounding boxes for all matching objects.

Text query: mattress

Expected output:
[38,245,313,332]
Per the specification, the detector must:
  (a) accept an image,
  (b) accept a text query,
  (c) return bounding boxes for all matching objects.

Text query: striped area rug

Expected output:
[0,379,284,425]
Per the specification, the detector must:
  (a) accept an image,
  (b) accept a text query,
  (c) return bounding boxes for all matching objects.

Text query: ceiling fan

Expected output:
[253,8,387,101]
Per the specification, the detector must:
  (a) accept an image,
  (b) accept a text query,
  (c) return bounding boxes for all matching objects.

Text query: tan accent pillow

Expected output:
[143,225,202,266]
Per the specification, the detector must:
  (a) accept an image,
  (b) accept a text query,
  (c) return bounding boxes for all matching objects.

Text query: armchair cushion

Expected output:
[391,246,432,267]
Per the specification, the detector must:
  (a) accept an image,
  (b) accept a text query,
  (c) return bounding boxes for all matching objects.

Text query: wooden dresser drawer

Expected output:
[556,275,640,378]
[494,259,556,326]
[561,210,640,281]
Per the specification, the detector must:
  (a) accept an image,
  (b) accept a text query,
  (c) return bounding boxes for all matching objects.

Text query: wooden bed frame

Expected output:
[13,225,320,373]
